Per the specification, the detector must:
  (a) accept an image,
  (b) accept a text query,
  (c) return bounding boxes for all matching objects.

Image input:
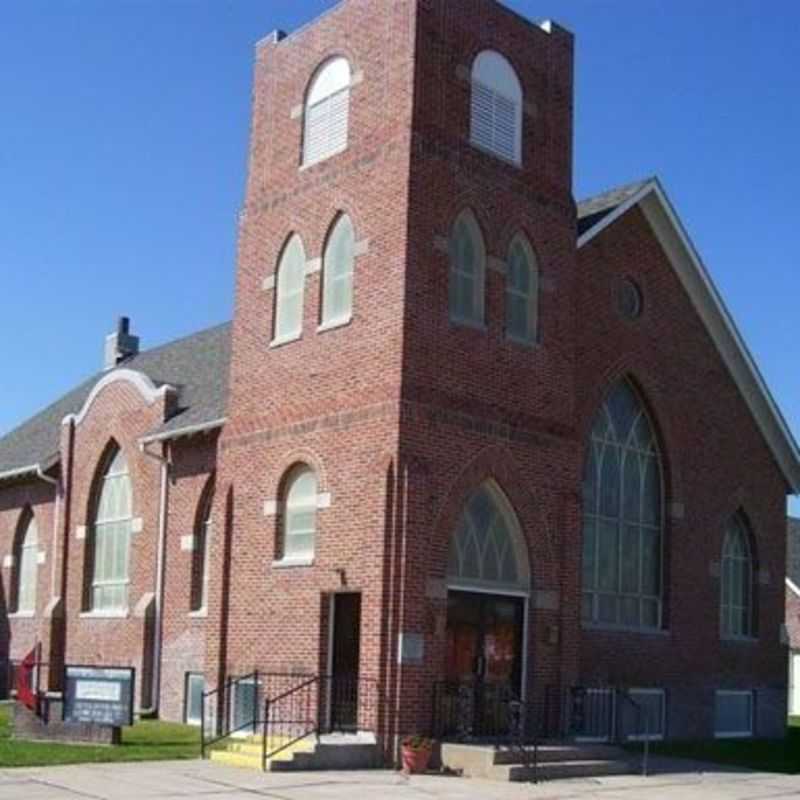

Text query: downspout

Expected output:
[140,439,170,716]
[34,466,61,599]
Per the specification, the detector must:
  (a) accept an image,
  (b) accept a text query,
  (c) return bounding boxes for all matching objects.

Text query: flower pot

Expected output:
[401,744,432,774]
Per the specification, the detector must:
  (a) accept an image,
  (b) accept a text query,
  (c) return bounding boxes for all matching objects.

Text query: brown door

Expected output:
[445,591,524,738]
[330,593,361,731]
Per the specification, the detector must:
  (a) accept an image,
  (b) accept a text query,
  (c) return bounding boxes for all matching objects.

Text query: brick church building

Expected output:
[1,0,798,750]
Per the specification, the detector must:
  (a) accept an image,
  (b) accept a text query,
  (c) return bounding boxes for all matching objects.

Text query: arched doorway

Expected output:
[442,483,530,738]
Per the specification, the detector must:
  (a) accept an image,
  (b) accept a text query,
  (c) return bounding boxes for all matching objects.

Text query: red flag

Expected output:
[16,646,37,712]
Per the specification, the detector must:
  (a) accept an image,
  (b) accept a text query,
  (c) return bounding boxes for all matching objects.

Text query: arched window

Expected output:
[471,50,523,165]
[281,466,318,561]
[274,235,307,343]
[321,214,355,326]
[582,380,663,629]
[505,234,539,343]
[13,514,38,614]
[303,57,351,167]
[447,484,529,592]
[448,210,486,326]
[91,448,133,611]
[721,515,754,639]
[190,482,213,613]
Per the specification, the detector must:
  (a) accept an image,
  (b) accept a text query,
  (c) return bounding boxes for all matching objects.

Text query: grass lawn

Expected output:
[633,722,800,775]
[0,703,200,768]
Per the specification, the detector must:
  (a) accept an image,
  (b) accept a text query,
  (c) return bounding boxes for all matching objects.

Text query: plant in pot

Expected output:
[401,735,434,774]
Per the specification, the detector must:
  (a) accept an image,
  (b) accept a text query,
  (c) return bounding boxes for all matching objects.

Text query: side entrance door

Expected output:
[330,592,361,731]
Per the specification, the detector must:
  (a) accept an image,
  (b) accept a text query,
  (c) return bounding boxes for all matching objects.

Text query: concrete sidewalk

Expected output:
[0,759,797,799]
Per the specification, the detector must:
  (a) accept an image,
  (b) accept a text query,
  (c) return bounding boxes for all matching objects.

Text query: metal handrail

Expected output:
[200,670,260,757]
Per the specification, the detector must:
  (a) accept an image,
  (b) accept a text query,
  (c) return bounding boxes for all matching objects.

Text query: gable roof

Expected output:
[578,178,800,494]
[0,322,231,481]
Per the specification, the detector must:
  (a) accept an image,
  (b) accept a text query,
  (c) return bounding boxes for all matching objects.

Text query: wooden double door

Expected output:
[444,590,525,737]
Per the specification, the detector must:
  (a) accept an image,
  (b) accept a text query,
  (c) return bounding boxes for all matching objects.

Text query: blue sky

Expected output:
[1,1,798,511]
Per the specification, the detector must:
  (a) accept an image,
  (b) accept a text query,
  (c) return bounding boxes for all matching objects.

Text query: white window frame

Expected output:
[16,516,38,614]
[185,672,205,726]
[281,466,318,562]
[321,214,355,328]
[302,57,351,168]
[448,209,486,328]
[505,234,539,345]
[230,676,259,736]
[582,381,665,632]
[470,50,523,166]
[625,688,666,742]
[720,516,754,640]
[273,235,307,345]
[91,450,133,613]
[574,688,616,743]
[714,690,754,739]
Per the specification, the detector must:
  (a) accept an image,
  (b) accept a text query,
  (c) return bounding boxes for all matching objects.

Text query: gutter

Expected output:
[139,418,226,445]
[139,439,171,717]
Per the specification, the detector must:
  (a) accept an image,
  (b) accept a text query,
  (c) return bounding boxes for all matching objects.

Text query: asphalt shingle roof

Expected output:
[0,322,231,476]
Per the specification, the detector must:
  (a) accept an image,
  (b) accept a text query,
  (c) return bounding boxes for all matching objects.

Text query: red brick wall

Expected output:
[576,208,789,737]
[0,481,56,675]
[787,585,800,649]
[207,0,419,713]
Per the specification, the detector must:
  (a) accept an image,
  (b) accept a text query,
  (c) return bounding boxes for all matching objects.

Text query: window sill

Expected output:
[188,608,208,619]
[272,556,315,569]
[300,146,348,172]
[449,316,487,332]
[317,315,352,334]
[469,140,522,170]
[721,635,759,645]
[505,333,539,349]
[8,611,35,619]
[714,731,753,740]
[582,621,670,637]
[270,332,302,349]
[79,609,130,619]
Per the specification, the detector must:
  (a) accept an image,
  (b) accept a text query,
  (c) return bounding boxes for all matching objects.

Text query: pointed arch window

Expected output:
[14,514,38,614]
[321,214,355,327]
[448,210,486,327]
[281,466,318,562]
[303,57,351,167]
[505,234,539,344]
[471,50,523,165]
[91,448,133,611]
[190,483,213,613]
[274,235,307,343]
[721,515,754,639]
[582,380,663,629]
[447,484,529,592]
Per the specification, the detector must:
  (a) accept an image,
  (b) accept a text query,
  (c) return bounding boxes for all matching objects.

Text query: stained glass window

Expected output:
[582,381,663,629]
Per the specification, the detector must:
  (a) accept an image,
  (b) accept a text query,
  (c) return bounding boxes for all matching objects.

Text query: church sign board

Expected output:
[63,666,135,727]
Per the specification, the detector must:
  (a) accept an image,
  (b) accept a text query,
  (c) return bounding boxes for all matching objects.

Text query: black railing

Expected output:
[544,685,651,776]
[432,679,533,741]
[200,671,260,757]
[262,673,380,766]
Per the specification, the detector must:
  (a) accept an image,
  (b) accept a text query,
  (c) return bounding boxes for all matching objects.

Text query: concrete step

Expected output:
[268,733,380,772]
[492,758,634,782]
[493,743,629,765]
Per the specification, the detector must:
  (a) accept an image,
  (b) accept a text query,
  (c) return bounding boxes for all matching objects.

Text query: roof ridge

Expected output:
[126,320,231,362]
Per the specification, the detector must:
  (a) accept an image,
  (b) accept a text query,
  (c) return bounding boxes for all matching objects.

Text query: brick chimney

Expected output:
[104,317,140,370]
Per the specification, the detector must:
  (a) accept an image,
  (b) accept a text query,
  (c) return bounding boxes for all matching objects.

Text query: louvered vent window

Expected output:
[303,58,351,167]
[470,51,523,166]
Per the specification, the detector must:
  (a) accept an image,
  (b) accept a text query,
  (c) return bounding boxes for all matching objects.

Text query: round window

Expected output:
[616,278,643,320]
